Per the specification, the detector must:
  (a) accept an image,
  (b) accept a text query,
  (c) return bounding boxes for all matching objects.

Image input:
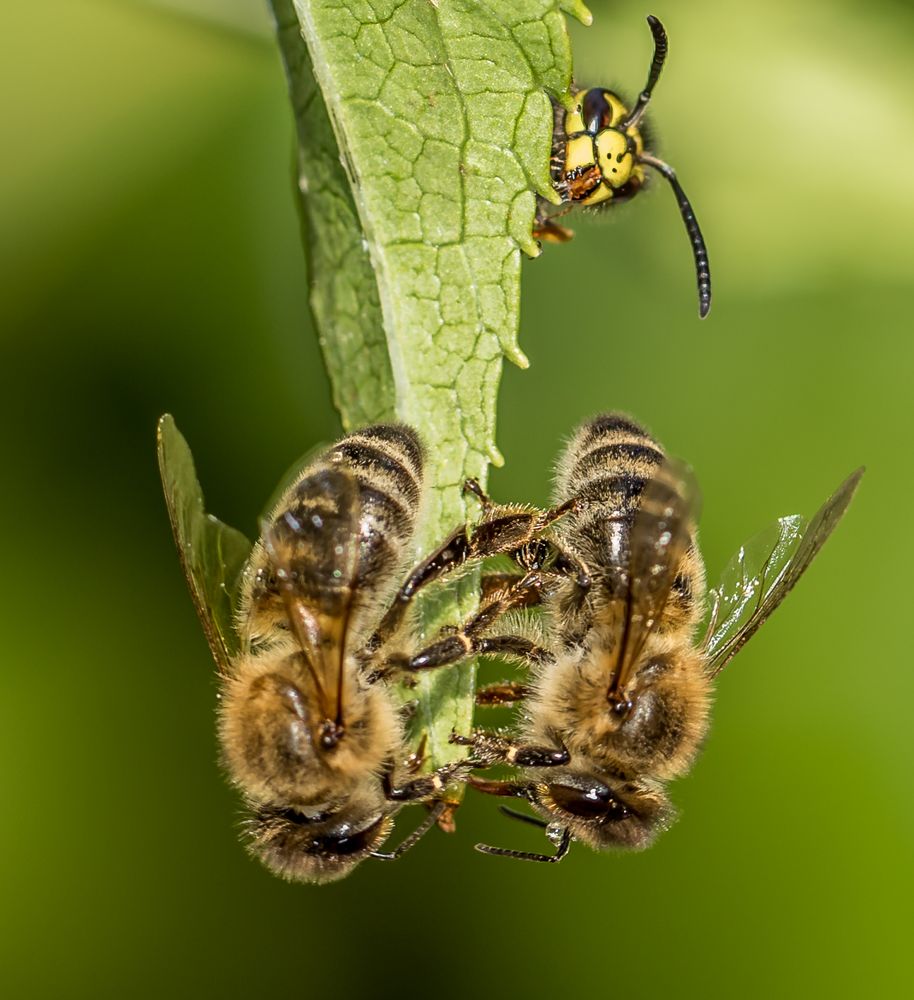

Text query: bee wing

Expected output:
[610,458,701,699]
[702,468,863,679]
[261,463,361,725]
[258,440,330,525]
[157,415,253,676]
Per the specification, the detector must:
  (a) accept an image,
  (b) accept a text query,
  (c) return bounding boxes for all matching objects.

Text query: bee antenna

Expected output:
[620,14,669,131]
[474,827,572,864]
[498,805,549,830]
[370,801,446,861]
[639,153,712,318]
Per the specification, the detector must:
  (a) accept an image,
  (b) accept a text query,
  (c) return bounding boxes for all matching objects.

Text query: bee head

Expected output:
[533,773,672,852]
[245,806,394,883]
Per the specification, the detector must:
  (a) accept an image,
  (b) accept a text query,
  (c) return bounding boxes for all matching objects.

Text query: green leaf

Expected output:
[270,0,587,772]
[271,0,396,428]
[157,414,252,675]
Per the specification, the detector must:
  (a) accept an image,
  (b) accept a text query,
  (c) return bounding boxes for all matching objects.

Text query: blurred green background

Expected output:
[2,0,912,996]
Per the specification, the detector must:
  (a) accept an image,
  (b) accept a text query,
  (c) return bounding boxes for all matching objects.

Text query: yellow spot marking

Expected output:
[595,130,634,189]
[564,134,596,173]
[580,183,613,207]
[565,94,586,135]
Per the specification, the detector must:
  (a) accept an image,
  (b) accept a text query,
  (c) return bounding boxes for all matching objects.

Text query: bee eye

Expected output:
[548,782,631,822]
[247,809,393,883]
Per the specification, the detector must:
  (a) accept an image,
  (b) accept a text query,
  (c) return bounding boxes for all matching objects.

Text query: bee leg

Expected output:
[450,730,569,768]
[463,481,581,535]
[401,739,462,831]
[394,574,552,674]
[466,775,532,797]
[379,572,547,676]
[370,801,446,861]
[404,732,428,773]
[465,484,588,590]
[462,476,495,512]
[475,635,549,664]
[513,538,590,590]
[382,759,477,802]
[480,546,589,606]
[371,494,580,648]
[480,571,542,606]
[475,681,529,707]
[391,633,547,674]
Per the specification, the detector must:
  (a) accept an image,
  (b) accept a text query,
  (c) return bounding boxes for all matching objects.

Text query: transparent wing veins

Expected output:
[609,458,701,701]
[261,464,361,729]
[157,415,252,678]
[703,468,863,678]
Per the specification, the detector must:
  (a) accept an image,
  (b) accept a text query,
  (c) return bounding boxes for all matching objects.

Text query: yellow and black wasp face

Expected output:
[560,88,647,207]
[542,15,712,318]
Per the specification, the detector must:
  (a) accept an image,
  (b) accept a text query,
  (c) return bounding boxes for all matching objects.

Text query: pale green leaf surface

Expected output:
[157,415,252,675]
[271,0,395,428]
[277,0,586,770]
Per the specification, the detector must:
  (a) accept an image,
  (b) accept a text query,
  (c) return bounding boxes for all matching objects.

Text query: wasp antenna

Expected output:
[640,153,712,319]
[621,15,669,131]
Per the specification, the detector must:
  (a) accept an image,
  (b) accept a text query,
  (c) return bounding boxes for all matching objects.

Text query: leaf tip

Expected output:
[521,235,543,259]
[506,344,530,370]
[542,187,563,207]
[487,442,505,468]
[576,2,593,26]
[561,0,592,26]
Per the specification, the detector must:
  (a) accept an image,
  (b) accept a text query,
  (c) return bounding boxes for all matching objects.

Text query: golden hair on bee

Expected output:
[453,414,862,863]
[162,422,497,883]
[162,418,623,881]
[219,424,455,883]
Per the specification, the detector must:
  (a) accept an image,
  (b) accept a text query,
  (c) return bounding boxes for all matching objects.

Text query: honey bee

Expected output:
[159,419,549,882]
[536,16,712,317]
[452,414,862,862]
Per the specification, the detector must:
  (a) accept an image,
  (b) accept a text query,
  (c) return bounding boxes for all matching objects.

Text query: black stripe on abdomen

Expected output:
[579,414,649,443]
[331,440,421,508]
[356,482,413,545]
[575,473,649,507]
[573,442,664,482]
[353,424,423,479]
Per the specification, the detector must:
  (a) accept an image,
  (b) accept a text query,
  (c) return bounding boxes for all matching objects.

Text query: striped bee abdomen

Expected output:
[556,413,664,511]
[554,414,704,631]
[242,426,424,644]
[327,424,424,591]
